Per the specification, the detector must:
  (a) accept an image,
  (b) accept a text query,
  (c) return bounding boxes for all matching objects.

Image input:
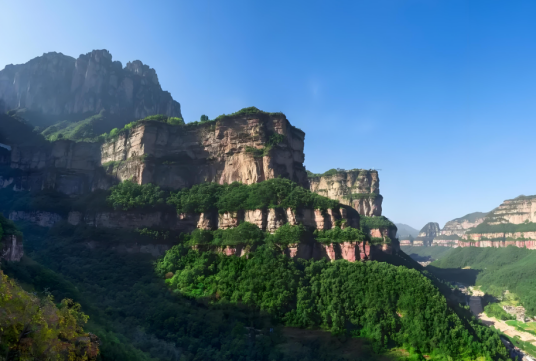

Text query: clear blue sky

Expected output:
[1,0,536,229]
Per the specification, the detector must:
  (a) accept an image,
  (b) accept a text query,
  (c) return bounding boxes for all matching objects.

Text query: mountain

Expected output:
[440,212,487,237]
[395,222,419,238]
[432,196,536,249]
[0,49,182,138]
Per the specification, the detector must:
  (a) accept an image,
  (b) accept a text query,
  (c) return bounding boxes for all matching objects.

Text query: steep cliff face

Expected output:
[440,212,487,237]
[0,50,181,124]
[4,111,308,193]
[308,169,382,216]
[486,195,536,225]
[101,113,308,188]
[413,222,440,246]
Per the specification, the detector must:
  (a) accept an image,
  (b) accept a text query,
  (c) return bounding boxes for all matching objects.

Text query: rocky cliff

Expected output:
[101,112,308,188]
[412,222,440,246]
[308,169,382,217]
[486,195,536,225]
[3,110,308,193]
[440,212,487,237]
[0,50,181,127]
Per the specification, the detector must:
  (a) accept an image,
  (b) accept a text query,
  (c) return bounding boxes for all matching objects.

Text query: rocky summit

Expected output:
[0,50,181,127]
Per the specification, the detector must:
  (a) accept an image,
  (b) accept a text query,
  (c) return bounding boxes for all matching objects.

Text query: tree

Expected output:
[200,115,209,122]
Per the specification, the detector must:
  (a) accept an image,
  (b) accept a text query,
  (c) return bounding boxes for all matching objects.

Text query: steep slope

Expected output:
[308,169,383,217]
[0,49,182,135]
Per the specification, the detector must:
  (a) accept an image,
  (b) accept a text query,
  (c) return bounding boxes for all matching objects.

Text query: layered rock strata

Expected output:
[486,196,536,225]
[5,113,308,194]
[308,169,382,216]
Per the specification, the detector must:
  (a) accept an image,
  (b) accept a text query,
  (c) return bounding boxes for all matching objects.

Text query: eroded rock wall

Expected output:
[7,113,308,194]
[308,170,382,216]
[0,50,181,120]
[101,115,308,188]
[486,196,536,225]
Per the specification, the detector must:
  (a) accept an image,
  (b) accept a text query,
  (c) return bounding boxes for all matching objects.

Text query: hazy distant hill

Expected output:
[395,223,420,238]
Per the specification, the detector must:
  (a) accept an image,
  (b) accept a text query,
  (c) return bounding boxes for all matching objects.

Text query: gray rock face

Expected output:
[1,235,23,262]
[413,222,441,246]
[0,50,181,121]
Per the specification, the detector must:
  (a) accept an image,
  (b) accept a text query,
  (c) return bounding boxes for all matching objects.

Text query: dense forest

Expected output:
[156,244,508,360]
[431,246,536,316]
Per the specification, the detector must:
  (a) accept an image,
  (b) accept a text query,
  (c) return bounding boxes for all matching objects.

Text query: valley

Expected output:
[0,48,530,361]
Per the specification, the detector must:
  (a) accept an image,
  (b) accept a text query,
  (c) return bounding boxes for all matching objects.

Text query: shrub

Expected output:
[107,180,167,211]
[314,226,367,244]
[168,178,340,215]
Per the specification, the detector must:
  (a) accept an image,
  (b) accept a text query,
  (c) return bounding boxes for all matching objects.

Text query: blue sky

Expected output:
[1,0,536,229]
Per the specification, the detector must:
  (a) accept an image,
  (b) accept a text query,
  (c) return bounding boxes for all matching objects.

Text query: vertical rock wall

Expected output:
[308,169,382,217]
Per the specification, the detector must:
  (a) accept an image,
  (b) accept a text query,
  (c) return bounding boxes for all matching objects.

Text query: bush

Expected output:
[360,216,397,231]
[107,180,167,211]
[168,178,340,214]
[314,226,367,244]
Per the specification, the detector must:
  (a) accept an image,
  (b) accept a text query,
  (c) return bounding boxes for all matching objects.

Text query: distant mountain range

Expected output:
[395,223,420,238]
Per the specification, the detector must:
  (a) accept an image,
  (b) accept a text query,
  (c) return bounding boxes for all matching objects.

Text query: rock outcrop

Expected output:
[1,235,23,261]
[486,195,536,225]
[413,222,440,246]
[6,111,308,194]
[0,50,181,123]
[440,212,487,237]
[308,169,382,216]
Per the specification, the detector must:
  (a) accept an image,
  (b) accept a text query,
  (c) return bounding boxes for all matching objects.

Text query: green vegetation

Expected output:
[0,213,22,239]
[344,192,380,201]
[360,216,397,231]
[245,133,286,157]
[306,168,375,178]
[168,178,340,214]
[314,226,367,244]
[102,114,185,142]
[431,247,536,316]
[434,234,460,240]
[505,320,536,337]
[466,221,536,234]
[0,271,99,360]
[400,246,454,261]
[483,303,515,321]
[0,113,48,146]
[4,221,394,361]
[157,245,508,359]
[451,212,487,224]
[107,180,167,211]
[214,106,284,120]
